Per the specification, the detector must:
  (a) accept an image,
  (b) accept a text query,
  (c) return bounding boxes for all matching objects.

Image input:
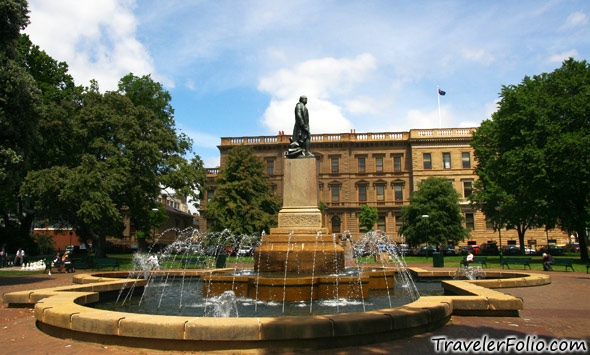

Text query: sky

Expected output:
[24,0,590,168]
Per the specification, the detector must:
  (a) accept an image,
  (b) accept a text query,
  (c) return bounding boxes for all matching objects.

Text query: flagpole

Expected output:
[437,86,441,128]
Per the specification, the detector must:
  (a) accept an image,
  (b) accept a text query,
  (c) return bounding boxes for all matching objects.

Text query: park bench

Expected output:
[586,262,590,274]
[45,257,64,273]
[459,256,488,268]
[501,257,531,270]
[181,256,207,268]
[92,258,120,270]
[547,258,574,272]
[71,257,90,270]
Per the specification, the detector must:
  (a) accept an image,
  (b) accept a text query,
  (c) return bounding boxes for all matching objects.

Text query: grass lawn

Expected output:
[2,252,587,274]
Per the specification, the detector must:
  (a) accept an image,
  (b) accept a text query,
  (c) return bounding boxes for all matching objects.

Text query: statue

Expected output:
[285,95,314,158]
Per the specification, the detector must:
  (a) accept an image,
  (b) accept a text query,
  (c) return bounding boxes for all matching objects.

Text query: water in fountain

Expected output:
[352,230,420,302]
[101,228,428,317]
[453,266,486,280]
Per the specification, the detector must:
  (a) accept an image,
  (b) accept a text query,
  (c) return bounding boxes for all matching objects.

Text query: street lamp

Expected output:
[495,206,503,264]
[151,208,159,240]
[422,215,429,258]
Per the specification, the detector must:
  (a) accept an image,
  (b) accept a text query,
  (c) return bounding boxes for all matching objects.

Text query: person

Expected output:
[0,244,5,267]
[286,95,313,158]
[147,254,160,270]
[62,252,74,273]
[53,252,64,273]
[543,252,554,271]
[15,248,25,266]
[461,250,474,267]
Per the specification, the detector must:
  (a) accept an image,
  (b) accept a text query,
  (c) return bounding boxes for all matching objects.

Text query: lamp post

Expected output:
[151,208,159,241]
[422,215,429,258]
[495,206,503,264]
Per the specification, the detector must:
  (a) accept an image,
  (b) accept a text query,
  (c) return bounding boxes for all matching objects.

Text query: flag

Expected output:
[438,88,446,96]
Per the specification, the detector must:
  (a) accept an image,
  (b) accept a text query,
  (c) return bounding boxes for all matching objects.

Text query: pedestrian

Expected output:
[461,250,474,267]
[543,252,554,271]
[15,248,25,266]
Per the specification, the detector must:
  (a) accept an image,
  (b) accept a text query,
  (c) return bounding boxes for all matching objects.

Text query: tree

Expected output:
[358,204,378,232]
[398,177,470,247]
[205,145,281,234]
[0,1,41,249]
[21,75,207,256]
[470,58,590,261]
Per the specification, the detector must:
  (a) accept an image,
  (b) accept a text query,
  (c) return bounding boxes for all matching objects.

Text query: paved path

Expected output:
[1,266,589,354]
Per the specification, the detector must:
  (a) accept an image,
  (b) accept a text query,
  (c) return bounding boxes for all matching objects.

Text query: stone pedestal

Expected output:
[254,158,345,274]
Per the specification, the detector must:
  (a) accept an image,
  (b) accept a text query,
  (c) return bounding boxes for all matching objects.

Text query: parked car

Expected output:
[236,246,255,257]
[414,245,436,256]
[441,245,456,255]
[565,243,580,252]
[479,242,499,255]
[501,245,521,256]
[459,245,479,255]
[398,243,412,255]
[540,244,565,255]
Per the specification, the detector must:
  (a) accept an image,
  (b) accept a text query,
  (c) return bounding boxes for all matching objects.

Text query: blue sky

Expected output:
[25,0,590,168]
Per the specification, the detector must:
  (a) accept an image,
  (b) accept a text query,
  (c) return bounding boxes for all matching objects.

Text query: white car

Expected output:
[237,246,254,257]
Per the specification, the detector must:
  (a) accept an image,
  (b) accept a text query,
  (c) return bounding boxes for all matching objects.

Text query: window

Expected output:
[465,213,475,230]
[358,184,367,202]
[394,185,403,201]
[393,156,402,171]
[331,158,339,173]
[358,157,366,173]
[331,185,340,202]
[375,156,384,172]
[443,152,451,169]
[463,180,473,198]
[423,153,432,169]
[266,159,274,175]
[207,189,214,202]
[377,216,386,231]
[331,216,341,234]
[462,152,471,169]
[376,185,385,201]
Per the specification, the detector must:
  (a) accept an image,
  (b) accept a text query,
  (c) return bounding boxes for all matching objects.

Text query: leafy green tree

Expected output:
[358,204,378,232]
[399,177,469,247]
[0,1,41,248]
[205,145,281,234]
[471,58,590,261]
[22,75,207,256]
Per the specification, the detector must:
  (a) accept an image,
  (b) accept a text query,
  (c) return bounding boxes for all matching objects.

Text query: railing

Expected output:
[221,129,474,147]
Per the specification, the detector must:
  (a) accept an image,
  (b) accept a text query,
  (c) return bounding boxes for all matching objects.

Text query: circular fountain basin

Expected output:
[3,268,551,352]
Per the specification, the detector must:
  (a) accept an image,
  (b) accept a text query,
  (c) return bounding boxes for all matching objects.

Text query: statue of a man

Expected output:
[285,95,313,158]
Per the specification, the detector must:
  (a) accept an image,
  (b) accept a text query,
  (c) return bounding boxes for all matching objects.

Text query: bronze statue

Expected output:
[285,95,314,158]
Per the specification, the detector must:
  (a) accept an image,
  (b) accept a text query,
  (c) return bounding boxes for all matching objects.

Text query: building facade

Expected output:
[199,128,568,248]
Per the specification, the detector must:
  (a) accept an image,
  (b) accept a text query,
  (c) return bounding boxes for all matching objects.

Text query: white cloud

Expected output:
[25,0,165,91]
[547,50,579,63]
[561,11,588,30]
[258,54,377,133]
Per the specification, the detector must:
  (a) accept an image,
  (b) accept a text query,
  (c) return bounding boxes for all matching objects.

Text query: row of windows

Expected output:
[328,180,473,203]
[330,212,476,233]
[423,152,471,170]
[265,152,471,175]
[329,184,405,202]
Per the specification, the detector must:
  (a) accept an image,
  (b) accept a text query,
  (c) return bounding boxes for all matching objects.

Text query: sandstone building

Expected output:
[199,128,568,248]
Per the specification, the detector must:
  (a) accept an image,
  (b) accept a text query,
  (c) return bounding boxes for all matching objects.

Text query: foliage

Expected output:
[399,177,469,247]
[205,145,281,234]
[33,233,54,255]
[0,3,41,247]
[358,204,379,232]
[470,58,590,260]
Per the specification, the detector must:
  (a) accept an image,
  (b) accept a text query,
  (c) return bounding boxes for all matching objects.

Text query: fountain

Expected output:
[2,136,551,352]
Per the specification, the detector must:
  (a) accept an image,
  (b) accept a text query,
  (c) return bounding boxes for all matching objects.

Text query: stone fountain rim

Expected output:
[3,268,551,352]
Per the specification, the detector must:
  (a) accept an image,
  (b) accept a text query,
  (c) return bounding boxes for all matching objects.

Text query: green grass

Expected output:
[2,253,588,275]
